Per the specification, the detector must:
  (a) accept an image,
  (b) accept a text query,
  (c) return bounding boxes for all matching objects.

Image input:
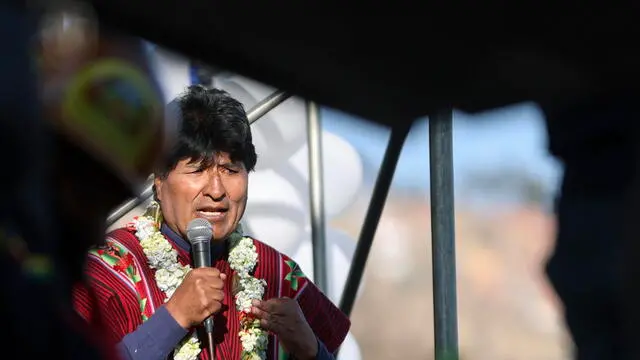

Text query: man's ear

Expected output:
[153,176,163,202]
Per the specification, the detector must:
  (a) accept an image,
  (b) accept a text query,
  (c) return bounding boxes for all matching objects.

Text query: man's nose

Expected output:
[204,172,225,200]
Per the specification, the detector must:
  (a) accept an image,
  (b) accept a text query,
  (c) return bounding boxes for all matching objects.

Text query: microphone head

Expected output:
[186,218,213,245]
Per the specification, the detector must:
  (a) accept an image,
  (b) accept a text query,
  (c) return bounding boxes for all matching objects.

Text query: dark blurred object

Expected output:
[624,101,640,360]
[0,1,172,359]
[37,0,171,194]
[84,0,639,125]
[36,0,171,282]
[542,94,639,360]
[0,1,109,359]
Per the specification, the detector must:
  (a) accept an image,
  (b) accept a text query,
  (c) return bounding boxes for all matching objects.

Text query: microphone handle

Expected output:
[192,241,214,335]
[192,241,212,268]
[203,317,214,333]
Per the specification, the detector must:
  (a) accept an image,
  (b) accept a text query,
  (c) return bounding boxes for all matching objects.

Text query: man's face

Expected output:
[154,152,248,242]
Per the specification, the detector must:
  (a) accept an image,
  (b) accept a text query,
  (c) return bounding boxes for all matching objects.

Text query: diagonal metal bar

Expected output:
[106,182,155,226]
[339,122,412,317]
[249,90,291,124]
[106,89,292,226]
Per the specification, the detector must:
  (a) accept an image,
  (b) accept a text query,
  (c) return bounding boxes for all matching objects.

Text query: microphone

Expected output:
[186,218,214,335]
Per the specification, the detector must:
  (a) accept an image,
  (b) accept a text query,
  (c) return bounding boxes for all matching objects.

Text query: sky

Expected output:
[320,102,564,202]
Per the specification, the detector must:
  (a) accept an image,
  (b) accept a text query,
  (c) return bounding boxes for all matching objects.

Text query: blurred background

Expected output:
[112,46,572,360]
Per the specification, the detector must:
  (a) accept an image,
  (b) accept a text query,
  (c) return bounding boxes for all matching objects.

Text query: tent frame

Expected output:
[106,90,459,360]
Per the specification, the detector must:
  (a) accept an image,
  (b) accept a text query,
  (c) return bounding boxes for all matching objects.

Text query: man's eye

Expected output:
[222,166,239,174]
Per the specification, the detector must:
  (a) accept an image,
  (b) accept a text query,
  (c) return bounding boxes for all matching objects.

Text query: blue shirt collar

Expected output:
[160,223,226,260]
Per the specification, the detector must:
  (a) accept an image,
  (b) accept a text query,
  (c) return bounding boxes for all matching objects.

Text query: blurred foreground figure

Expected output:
[0,1,170,358]
[542,93,638,360]
[38,1,170,280]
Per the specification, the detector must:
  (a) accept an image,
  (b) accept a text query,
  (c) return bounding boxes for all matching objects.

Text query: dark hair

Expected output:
[156,85,257,177]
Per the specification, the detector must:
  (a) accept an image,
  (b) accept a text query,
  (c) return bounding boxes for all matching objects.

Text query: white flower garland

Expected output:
[132,215,268,360]
[228,236,268,360]
[133,216,200,360]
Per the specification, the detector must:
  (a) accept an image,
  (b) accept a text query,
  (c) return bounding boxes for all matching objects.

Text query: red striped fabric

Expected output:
[73,227,350,359]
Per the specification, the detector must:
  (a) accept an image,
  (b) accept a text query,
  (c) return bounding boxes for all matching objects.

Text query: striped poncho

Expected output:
[73,226,350,359]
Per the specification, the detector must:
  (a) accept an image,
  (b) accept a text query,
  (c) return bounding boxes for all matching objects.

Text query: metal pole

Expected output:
[106,89,291,226]
[248,90,291,124]
[339,123,411,317]
[429,109,459,360]
[106,183,154,225]
[306,100,328,293]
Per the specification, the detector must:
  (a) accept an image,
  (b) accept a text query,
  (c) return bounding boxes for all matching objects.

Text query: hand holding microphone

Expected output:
[165,218,224,331]
[165,267,225,329]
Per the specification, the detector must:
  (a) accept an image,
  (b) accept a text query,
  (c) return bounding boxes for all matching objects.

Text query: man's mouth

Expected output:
[196,206,228,220]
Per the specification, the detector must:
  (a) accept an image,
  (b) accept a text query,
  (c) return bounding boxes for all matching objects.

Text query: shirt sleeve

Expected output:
[280,256,351,354]
[315,339,335,360]
[290,339,335,360]
[117,305,188,360]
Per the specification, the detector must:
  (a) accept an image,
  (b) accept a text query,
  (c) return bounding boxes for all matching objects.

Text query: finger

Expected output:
[209,289,224,302]
[259,315,284,334]
[252,299,264,309]
[195,278,223,292]
[261,297,292,313]
[251,305,268,319]
[219,273,227,281]
[253,298,282,313]
[259,318,271,331]
[204,278,225,290]
[259,298,280,312]
[199,267,221,277]
[259,316,280,333]
[205,299,223,316]
[252,299,276,312]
